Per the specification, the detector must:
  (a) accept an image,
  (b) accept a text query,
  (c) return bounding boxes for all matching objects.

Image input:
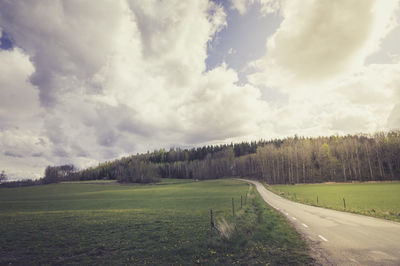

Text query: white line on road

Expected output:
[302,223,309,228]
[319,235,328,242]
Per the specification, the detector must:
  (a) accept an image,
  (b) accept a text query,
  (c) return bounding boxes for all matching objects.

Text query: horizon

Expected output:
[8,129,399,181]
[1,0,400,179]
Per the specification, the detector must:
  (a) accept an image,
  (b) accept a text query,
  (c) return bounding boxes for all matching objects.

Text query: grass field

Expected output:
[0,178,312,265]
[269,182,400,222]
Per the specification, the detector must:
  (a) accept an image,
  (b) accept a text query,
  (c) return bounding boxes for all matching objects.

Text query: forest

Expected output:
[41,131,400,184]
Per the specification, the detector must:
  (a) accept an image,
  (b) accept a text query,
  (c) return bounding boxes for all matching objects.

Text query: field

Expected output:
[0,178,312,265]
[270,182,400,222]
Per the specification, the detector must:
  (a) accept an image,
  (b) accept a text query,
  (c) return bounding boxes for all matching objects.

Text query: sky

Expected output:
[1,0,400,180]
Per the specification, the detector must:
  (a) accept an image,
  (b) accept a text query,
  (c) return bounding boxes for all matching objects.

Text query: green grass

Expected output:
[61,180,118,184]
[0,178,312,265]
[61,178,194,186]
[209,186,313,265]
[157,178,196,185]
[269,182,400,222]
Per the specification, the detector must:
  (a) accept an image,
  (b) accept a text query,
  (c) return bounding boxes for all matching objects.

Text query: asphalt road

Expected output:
[240,179,400,266]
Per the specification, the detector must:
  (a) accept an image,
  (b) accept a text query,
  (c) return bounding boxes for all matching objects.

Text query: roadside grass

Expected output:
[268,182,400,222]
[0,178,312,265]
[206,185,313,265]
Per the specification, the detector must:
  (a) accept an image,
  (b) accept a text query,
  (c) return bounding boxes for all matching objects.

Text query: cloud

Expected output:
[248,0,400,89]
[0,48,50,179]
[1,0,400,179]
[0,48,38,123]
[259,62,400,137]
[0,0,270,178]
[179,64,269,143]
[231,0,280,15]
[0,1,128,107]
[4,151,24,158]
[386,66,400,129]
[243,0,400,137]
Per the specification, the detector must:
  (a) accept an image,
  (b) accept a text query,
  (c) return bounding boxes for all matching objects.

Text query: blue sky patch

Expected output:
[0,31,13,50]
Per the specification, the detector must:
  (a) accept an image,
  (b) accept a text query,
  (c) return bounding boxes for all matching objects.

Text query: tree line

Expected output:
[235,132,400,184]
[37,131,400,184]
[41,141,269,183]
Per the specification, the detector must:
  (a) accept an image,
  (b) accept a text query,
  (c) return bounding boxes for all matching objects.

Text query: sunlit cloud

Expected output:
[0,0,399,179]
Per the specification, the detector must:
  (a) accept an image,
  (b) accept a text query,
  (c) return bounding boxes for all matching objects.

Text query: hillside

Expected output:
[42,131,400,184]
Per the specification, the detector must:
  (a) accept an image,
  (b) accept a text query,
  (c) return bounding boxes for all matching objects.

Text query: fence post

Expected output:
[317,195,319,205]
[210,209,214,240]
[343,198,346,209]
[241,195,243,209]
[232,197,235,217]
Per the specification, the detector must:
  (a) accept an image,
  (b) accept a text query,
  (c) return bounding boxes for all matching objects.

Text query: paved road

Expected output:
[240,179,400,266]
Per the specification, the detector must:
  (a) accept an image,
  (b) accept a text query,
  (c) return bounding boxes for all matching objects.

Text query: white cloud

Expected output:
[248,0,400,89]
[244,0,400,137]
[0,48,38,122]
[179,64,269,142]
[231,0,280,15]
[1,0,400,179]
[0,48,49,180]
[0,0,269,178]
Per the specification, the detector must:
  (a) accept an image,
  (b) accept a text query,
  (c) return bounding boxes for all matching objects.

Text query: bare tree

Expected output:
[0,170,7,182]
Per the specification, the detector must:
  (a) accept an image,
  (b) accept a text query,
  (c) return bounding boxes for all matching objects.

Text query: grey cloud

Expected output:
[127,0,226,88]
[4,151,24,158]
[117,119,155,138]
[52,147,69,158]
[0,1,122,107]
[71,145,89,158]
[96,129,118,147]
[0,0,283,179]
[35,138,46,146]
[43,117,67,145]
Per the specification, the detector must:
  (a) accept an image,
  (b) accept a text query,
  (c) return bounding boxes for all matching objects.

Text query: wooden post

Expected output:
[232,197,235,217]
[294,193,296,200]
[241,195,243,209]
[317,195,319,205]
[245,193,247,205]
[210,209,214,240]
[343,198,346,209]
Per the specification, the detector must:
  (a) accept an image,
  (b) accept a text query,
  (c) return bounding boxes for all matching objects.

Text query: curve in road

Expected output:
[240,179,400,266]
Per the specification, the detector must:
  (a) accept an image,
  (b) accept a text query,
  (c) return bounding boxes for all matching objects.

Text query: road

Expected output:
[240,179,400,266]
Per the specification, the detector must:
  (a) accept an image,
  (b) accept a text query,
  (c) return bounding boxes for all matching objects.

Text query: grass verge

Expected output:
[267,182,400,222]
[204,184,314,265]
